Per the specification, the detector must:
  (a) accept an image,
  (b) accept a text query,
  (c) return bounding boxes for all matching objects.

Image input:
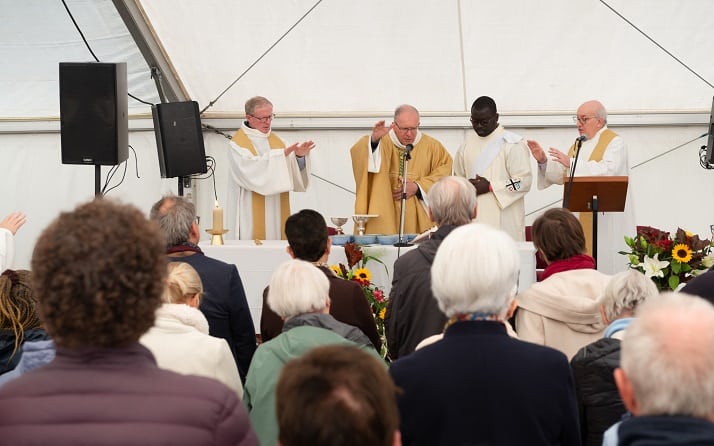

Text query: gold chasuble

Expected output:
[232,129,290,240]
[350,134,452,235]
[566,129,618,255]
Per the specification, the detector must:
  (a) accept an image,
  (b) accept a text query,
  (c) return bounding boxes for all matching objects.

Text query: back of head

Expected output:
[620,293,714,418]
[601,269,659,322]
[470,96,497,114]
[0,269,40,358]
[532,208,586,262]
[267,259,329,319]
[245,96,272,115]
[277,345,399,446]
[285,209,328,262]
[432,223,519,318]
[149,195,195,246]
[163,262,203,305]
[427,176,477,226]
[31,198,166,349]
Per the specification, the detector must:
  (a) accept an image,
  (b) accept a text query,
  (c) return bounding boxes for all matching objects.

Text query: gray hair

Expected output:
[245,96,272,115]
[431,223,519,318]
[621,293,714,418]
[427,176,477,226]
[267,259,329,319]
[593,101,608,123]
[149,195,195,246]
[601,269,658,322]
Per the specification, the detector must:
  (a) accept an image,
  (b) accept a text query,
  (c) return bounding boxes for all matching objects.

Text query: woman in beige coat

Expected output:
[140,262,243,397]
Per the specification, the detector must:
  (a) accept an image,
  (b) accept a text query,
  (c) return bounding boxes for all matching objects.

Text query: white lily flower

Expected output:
[643,253,669,279]
[701,252,714,269]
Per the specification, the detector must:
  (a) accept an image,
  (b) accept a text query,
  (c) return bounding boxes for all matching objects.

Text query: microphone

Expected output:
[404,143,413,160]
[563,135,586,208]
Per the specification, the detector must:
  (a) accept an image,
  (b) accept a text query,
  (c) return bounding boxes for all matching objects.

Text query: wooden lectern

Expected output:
[563,176,628,267]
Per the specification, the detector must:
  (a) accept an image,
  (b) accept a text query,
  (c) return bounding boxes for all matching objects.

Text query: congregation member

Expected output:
[0,211,25,271]
[385,176,476,360]
[140,262,243,397]
[260,209,381,350]
[516,207,610,359]
[150,195,256,382]
[276,345,400,446]
[570,269,658,446]
[527,100,634,274]
[605,294,714,445]
[245,259,379,446]
[226,96,315,240]
[350,104,452,234]
[453,96,532,241]
[0,269,51,376]
[390,223,580,445]
[680,267,714,304]
[0,198,258,445]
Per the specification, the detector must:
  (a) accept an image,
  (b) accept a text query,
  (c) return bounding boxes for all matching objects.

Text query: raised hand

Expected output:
[0,211,26,235]
[526,140,547,164]
[371,120,392,144]
[548,148,570,168]
[294,140,316,157]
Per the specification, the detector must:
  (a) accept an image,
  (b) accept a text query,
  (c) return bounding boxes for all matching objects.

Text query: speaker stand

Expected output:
[95,165,101,196]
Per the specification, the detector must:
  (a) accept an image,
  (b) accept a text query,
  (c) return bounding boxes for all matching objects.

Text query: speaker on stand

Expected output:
[59,62,128,195]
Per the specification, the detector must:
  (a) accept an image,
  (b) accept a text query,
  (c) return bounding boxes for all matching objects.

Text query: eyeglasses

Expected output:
[573,115,597,124]
[394,122,419,133]
[469,116,495,127]
[248,113,275,123]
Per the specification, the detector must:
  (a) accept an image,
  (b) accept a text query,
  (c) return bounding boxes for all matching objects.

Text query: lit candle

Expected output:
[212,201,224,232]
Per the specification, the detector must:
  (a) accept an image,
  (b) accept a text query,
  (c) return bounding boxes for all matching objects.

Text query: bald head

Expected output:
[617,293,714,419]
[575,100,607,139]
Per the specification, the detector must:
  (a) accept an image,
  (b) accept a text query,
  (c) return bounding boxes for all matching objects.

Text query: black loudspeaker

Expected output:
[152,101,207,178]
[705,96,714,165]
[59,62,128,165]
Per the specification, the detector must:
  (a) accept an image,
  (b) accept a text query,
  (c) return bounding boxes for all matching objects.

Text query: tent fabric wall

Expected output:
[1,0,714,271]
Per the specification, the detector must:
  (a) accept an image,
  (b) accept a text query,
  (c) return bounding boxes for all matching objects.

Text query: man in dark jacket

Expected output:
[611,293,714,445]
[0,198,257,445]
[260,209,381,350]
[385,175,477,359]
[150,195,256,381]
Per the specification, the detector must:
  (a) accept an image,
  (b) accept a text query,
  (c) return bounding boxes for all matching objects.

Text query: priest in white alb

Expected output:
[226,96,315,240]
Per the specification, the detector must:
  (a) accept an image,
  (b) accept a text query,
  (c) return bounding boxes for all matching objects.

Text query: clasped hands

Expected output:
[526,140,570,168]
[469,176,491,196]
[284,140,316,157]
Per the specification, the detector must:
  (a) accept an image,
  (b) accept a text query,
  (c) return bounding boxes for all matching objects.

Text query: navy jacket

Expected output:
[390,321,581,446]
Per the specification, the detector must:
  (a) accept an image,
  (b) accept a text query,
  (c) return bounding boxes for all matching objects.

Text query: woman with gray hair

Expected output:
[244,259,380,446]
[390,223,579,445]
[570,269,659,446]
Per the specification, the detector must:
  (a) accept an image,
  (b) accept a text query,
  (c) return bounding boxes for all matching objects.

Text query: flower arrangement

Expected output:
[330,242,389,357]
[620,226,714,290]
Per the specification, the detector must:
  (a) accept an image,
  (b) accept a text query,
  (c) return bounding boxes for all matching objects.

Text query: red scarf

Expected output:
[540,254,596,281]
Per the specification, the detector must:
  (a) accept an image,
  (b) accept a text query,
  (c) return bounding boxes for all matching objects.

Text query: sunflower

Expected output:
[329,265,343,277]
[354,267,371,282]
[672,243,693,263]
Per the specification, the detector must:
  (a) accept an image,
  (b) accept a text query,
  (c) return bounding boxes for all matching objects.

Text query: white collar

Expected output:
[241,121,271,139]
[388,128,422,149]
[155,303,210,334]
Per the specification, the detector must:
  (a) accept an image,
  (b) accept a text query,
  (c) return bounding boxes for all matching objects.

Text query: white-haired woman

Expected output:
[389,223,580,446]
[571,269,659,446]
[244,259,379,446]
[140,262,243,397]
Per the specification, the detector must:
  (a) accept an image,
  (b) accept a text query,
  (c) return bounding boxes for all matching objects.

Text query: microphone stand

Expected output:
[394,144,413,250]
[563,137,584,208]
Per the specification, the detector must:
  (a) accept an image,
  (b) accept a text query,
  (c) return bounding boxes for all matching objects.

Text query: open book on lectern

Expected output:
[563,176,628,213]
